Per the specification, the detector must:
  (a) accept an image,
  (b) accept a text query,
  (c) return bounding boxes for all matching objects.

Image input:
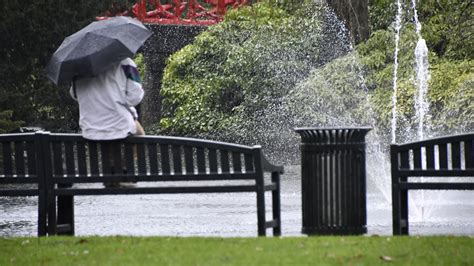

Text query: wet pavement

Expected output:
[1,165,473,237]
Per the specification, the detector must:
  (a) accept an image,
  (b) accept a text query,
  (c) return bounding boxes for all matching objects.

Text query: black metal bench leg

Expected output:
[392,183,401,235]
[57,193,75,235]
[38,187,47,236]
[47,191,57,236]
[400,185,409,235]
[272,172,281,236]
[256,174,266,236]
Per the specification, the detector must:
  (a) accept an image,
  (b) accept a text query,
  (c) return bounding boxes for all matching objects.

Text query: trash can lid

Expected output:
[294,127,372,144]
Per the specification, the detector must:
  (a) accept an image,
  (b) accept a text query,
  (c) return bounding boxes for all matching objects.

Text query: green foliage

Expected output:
[429,60,474,132]
[134,53,146,82]
[368,0,473,60]
[417,0,473,60]
[368,0,395,32]
[0,110,24,134]
[160,0,351,136]
[356,26,473,138]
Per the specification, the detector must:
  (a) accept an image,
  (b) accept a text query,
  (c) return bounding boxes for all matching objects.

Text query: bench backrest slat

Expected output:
[125,143,135,174]
[65,142,75,176]
[413,147,422,169]
[89,142,100,175]
[245,153,254,172]
[209,148,218,173]
[220,150,230,173]
[160,144,171,174]
[172,145,182,174]
[100,143,111,175]
[197,147,206,174]
[439,143,448,169]
[26,140,37,176]
[233,151,242,173]
[77,142,87,175]
[137,143,147,174]
[14,141,26,176]
[184,146,194,174]
[466,140,473,168]
[426,145,435,169]
[452,141,461,169]
[2,142,13,176]
[148,143,159,174]
[52,142,64,177]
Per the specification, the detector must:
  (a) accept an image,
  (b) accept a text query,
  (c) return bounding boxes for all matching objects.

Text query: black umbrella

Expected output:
[46,16,152,85]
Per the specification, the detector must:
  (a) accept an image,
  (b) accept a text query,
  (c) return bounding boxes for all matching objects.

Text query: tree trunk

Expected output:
[326,0,370,44]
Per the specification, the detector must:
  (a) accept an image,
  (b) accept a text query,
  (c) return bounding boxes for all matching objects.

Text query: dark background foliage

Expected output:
[0,0,125,132]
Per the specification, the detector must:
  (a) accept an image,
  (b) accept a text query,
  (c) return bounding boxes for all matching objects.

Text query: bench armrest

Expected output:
[253,146,284,174]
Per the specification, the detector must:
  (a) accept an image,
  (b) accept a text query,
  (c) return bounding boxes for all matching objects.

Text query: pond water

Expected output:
[1,165,473,237]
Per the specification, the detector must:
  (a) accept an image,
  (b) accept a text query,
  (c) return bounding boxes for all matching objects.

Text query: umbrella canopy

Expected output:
[46,16,152,85]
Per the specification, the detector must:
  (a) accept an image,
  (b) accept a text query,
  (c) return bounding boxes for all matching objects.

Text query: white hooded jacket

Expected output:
[70,58,144,140]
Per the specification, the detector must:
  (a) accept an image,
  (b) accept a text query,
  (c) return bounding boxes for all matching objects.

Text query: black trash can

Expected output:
[295,127,371,235]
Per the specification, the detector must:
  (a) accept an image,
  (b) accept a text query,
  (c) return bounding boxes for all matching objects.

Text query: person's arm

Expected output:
[121,59,144,107]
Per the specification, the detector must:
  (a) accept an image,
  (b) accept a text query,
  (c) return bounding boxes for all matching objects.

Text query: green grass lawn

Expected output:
[1,235,472,265]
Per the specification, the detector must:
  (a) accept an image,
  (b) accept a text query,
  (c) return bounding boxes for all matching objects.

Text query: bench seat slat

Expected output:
[0,189,41,196]
[0,177,39,183]
[398,182,474,190]
[54,185,257,196]
[51,172,258,183]
[396,169,474,176]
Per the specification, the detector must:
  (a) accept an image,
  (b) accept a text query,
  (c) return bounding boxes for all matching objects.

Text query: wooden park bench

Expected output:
[391,132,474,235]
[0,132,283,237]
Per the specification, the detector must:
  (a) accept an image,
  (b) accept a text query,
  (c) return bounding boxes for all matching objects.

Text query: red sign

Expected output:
[97,0,249,25]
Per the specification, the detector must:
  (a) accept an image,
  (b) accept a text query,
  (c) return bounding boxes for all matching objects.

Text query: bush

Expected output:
[159,0,351,138]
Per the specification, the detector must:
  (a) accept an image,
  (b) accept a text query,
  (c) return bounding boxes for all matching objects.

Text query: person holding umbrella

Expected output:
[47,16,152,187]
[69,57,145,140]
